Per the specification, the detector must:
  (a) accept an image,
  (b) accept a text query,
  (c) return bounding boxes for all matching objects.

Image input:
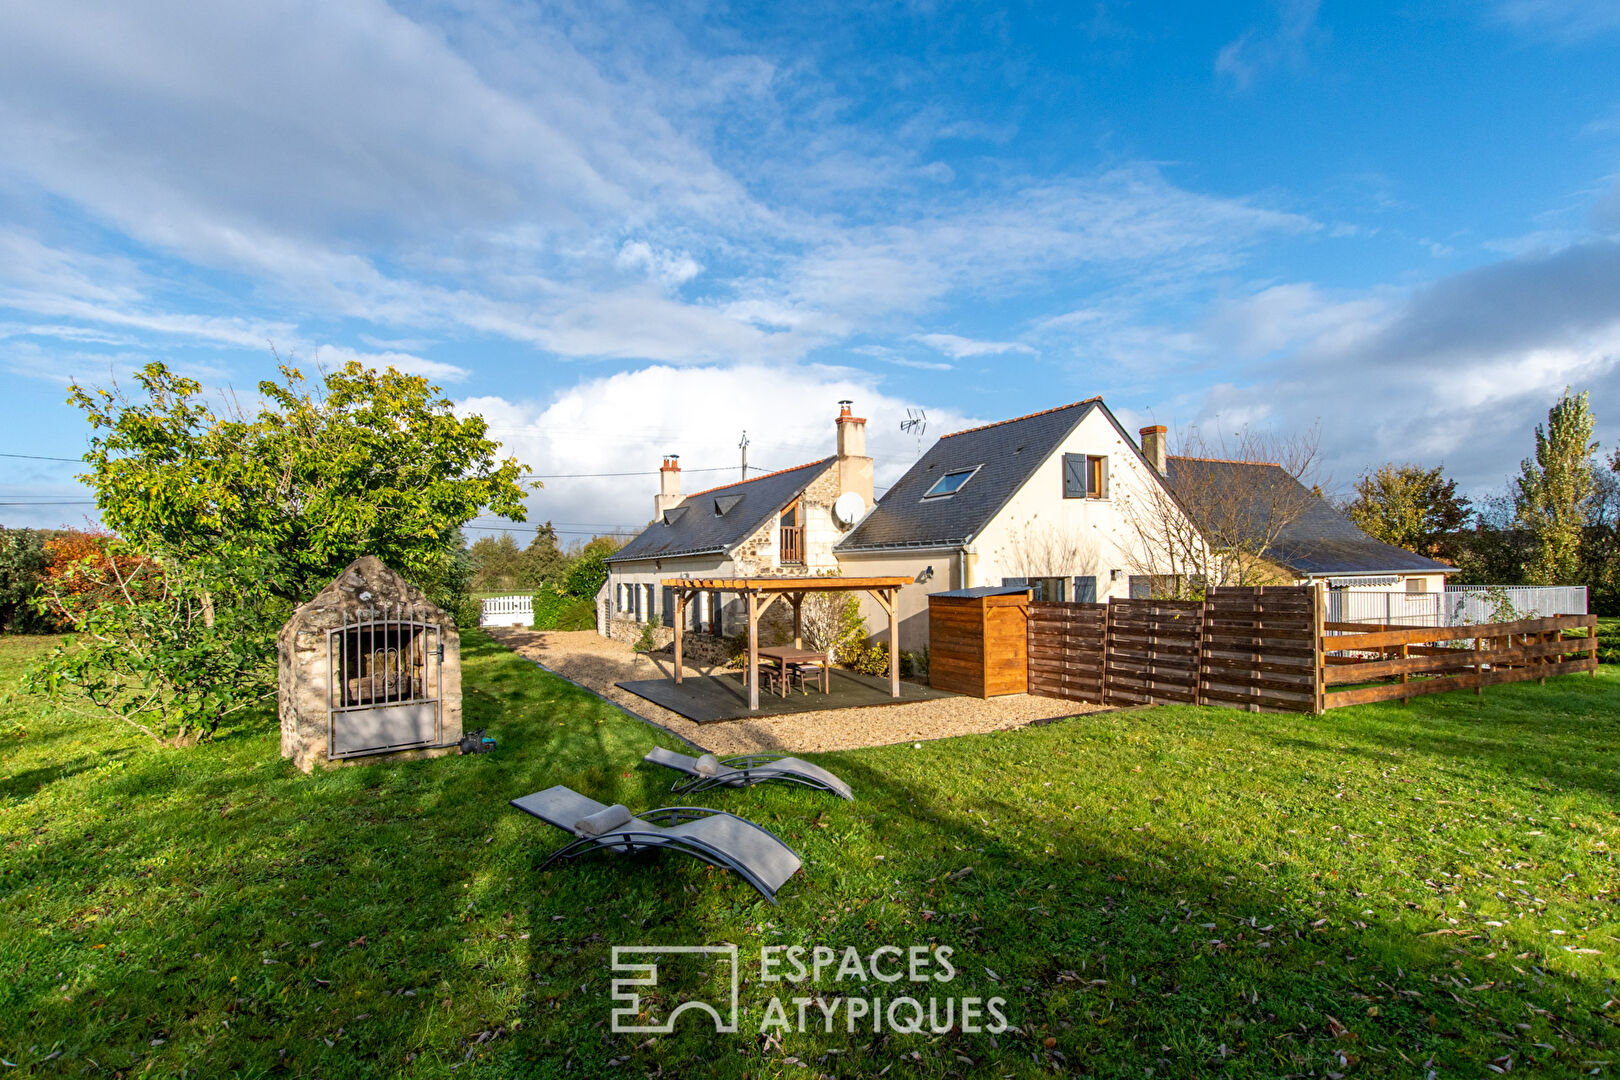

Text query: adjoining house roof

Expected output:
[607,458,834,564]
[836,399,1107,552]
[1163,457,1454,577]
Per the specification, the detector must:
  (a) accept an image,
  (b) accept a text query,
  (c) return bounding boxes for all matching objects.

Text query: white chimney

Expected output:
[1139,425,1167,477]
[835,400,874,510]
[654,455,681,519]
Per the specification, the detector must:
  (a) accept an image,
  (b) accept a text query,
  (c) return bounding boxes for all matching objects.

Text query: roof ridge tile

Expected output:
[682,457,833,500]
[939,397,1100,439]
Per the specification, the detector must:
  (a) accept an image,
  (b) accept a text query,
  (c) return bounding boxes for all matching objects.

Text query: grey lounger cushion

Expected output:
[643,746,854,800]
[575,803,633,837]
[509,784,802,901]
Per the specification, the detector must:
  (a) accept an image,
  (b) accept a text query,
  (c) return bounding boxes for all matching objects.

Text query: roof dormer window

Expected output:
[923,465,981,499]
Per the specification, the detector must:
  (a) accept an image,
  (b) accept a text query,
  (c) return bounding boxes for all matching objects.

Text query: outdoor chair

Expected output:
[509,785,803,904]
[791,656,831,694]
[643,746,855,800]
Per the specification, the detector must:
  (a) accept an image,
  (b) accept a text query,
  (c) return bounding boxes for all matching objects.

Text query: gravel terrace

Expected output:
[483,627,1103,754]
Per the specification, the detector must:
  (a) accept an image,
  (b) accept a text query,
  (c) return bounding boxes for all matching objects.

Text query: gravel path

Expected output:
[483,628,1103,754]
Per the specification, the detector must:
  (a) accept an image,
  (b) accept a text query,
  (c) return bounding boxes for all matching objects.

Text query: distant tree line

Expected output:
[1342,388,1620,614]
[462,526,623,630]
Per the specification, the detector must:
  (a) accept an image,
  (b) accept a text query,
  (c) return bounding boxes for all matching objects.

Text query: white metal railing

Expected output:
[1325,585,1588,627]
[479,594,533,628]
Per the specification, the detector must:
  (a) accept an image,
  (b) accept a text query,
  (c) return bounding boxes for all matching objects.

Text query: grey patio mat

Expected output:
[616,667,953,723]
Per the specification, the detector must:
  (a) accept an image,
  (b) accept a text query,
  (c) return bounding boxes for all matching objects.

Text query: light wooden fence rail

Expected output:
[1026,587,1597,714]
[1320,613,1598,708]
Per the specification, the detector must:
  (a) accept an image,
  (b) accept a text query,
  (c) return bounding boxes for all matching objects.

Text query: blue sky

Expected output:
[3,0,1619,541]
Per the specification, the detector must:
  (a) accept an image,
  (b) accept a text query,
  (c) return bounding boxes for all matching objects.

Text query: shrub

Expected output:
[0,528,61,634]
[633,615,663,653]
[845,640,890,676]
[801,591,867,659]
[1597,620,1620,665]
[532,588,596,631]
[899,648,929,678]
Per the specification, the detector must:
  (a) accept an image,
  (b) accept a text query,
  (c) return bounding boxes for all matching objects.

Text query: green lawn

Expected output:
[2,632,1617,1078]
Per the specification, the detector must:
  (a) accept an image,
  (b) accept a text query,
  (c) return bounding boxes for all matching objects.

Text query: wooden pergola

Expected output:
[660,576,913,710]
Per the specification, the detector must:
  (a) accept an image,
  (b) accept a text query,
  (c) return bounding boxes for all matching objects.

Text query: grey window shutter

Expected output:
[1073,575,1097,603]
[662,587,675,627]
[1062,454,1085,498]
[1001,577,1028,587]
[711,592,723,636]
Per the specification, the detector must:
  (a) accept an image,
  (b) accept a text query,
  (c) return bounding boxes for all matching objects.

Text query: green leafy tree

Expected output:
[1514,388,1597,585]
[1343,463,1472,558]
[520,521,569,587]
[31,360,530,743]
[468,532,525,591]
[0,528,58,634]
[562,535,621,599]
[1583,450,1620,615]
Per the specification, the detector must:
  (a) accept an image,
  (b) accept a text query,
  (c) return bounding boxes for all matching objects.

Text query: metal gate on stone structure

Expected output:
[327,605,445,759]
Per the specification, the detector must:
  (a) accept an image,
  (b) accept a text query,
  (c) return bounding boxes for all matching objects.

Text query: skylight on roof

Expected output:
[923,466,980,499]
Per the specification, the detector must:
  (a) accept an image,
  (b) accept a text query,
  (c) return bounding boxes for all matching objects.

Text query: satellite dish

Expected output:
[832,491,866,528]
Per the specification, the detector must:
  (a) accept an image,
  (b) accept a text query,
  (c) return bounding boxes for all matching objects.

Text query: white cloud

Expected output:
[459,363,983,534]
[1216,0,1325,91]
[615,241,703,289]
[1489,0,1620,41]
[913,333,1035,359]
[312,345,470,384]
[1175,240,1620,493]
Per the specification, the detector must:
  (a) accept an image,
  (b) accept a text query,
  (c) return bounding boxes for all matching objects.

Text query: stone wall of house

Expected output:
[798,465,845,572]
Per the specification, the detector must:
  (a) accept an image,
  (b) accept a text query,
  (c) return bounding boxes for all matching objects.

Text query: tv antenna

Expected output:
[739,430,750,481]
[901,408,928,457]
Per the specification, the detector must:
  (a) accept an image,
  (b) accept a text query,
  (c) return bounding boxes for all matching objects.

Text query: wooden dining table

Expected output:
[755,645,832,697]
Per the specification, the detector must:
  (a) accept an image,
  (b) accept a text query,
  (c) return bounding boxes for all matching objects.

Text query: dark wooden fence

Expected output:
[1026,586,1595,714]
[1027,601,1106,703]
[1029,586,1317,713]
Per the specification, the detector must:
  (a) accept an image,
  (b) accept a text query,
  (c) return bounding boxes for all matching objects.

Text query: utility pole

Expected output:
[739,430,750,481]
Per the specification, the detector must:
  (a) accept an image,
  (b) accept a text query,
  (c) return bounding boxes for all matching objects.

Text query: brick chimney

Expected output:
[835,400,874,508]
[654,455,681,519]
[1139,425,1167,477]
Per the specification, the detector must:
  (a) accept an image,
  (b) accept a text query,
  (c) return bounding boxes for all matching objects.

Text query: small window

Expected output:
[924,466,980,499]
[1406,577,1427,594]
[1063,454,1108,499]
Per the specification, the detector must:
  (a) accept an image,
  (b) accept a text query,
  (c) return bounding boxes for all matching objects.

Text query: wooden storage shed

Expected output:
[927,586,1032,698]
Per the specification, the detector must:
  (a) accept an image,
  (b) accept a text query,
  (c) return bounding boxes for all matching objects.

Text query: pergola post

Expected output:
[746,591,759,711]
[865,586,900,699]
[790,592,805,649]
[673,590,687,685]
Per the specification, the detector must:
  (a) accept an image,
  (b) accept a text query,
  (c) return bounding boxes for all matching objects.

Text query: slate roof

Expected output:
[607,458,834,564]
[837,398,1119,552]
[1163,457,1454,577]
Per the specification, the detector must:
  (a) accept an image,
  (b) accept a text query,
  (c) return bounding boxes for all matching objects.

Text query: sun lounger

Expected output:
[643,746,854,801]
[509,785,802,903]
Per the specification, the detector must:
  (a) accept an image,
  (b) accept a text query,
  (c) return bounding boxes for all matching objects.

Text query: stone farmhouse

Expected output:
[602,397,1451,653]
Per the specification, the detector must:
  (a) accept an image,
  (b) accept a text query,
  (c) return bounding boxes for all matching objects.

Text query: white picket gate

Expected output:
[479,595,533,628]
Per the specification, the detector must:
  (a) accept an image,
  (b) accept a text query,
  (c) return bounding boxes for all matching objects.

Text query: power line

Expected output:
[0,452,82,462]
[517,465,762,480]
